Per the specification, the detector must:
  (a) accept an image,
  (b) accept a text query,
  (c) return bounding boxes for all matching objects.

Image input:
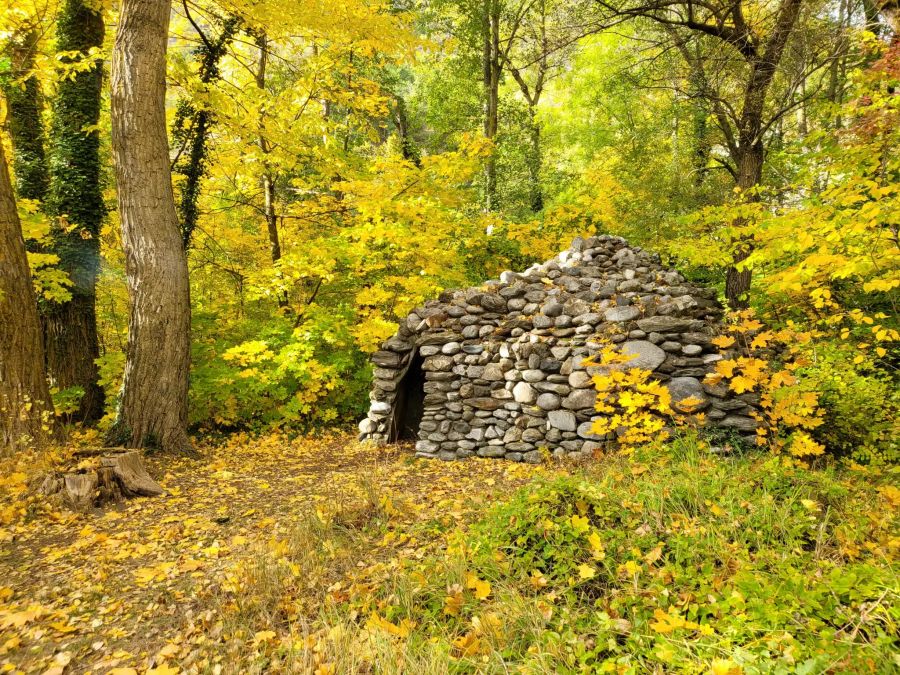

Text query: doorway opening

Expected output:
[390,351,426,442]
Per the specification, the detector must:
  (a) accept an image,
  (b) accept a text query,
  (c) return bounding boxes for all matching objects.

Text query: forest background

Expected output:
[1,0,898,462]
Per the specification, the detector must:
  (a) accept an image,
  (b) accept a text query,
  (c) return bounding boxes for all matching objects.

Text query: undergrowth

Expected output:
[225,435,899,673]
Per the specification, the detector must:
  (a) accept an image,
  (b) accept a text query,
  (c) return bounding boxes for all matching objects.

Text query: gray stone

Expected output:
[563,389,596,410]
[604,306,641,322]
[569,371,593,389]
[573,312,602,326]
[372,351,401,367]
[542,301,564,317]
[577,421,603,440]
[636,316,698,333]
[477,446,506,458]
[536,393,562,410]
[370,400,392,414]
[682,344,703,356]
[416,440,439,453]
[522,428,545,443]
[522,369,545,383]
[612,340,666,372]
[513,381,536,403]
[666,377,710,412]
[547,410,577,431]
[522,450,543,464]
[719,415,758,432]
[441,342,461,355]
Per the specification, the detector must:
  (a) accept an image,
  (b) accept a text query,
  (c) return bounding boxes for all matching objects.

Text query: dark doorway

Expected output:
[390,351,426,442]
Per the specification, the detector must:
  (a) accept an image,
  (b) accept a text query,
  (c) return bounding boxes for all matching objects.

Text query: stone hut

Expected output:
[358,235,759,461]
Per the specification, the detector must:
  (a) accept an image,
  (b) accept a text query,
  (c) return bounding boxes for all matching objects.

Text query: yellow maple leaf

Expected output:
[715,359,737,379]
[577,563,596,580]
[620,560,641,576]
[147,665,181,675]
[728,375,756,394]
[368,613,415,638]
[587,531,606,560]
[711,335,735,348]
[451,631,483,657]
[466,572,492,599]
[570,514,590,533]
[443,586,463,616]
[253,630,277,646]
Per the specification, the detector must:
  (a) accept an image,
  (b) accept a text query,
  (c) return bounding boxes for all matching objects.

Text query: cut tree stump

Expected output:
[38,449,164,510]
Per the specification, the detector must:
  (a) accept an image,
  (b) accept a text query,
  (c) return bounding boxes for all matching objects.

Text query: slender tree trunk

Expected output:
[0,141,56,452]
[526,106,543,212]
[724,0,803,309]
[45,0,106,423]
[254,32,283,267]
[109,0,193,454]
[482,0,500,211]
[393,94,420,166]
[1,30,50,203]
[253,31,289,309]
[725,142,764,308]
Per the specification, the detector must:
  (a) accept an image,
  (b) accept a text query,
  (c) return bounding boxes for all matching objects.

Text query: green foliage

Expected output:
[50,385,84,416]
[796,346,899,464]
[190,308,371,431]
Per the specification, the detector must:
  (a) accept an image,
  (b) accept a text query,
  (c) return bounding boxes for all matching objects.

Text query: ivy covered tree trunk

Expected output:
[110,0,193,454]
[45,0,106,423]
[0,141,56,452]
[1,30,50,203]
[526,107,543,212]
[171,12,240,248]
[482,0,500,211]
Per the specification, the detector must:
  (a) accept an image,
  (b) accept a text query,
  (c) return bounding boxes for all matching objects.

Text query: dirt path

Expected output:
[0,433,546,674]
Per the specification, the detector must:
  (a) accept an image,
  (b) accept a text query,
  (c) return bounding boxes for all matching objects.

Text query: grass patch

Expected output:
[292,435,899,673]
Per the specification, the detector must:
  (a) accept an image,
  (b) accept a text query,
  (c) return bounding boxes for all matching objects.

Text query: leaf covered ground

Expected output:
[0,434,543,673]
[1,434,898,674]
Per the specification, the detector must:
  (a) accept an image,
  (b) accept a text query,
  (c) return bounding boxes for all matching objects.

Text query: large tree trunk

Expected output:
[0,142,56,452]
[1,30,50,203]
[109,0,193,454]
[45,0,106,423]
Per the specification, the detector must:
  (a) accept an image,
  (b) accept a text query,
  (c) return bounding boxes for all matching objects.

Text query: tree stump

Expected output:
[38,449,164,510]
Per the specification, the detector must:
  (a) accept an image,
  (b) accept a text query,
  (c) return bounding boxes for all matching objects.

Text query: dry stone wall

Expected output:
[359,235,760,461]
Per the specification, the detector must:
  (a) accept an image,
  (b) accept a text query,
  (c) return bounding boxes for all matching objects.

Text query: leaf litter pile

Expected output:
[0,434,545,673]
